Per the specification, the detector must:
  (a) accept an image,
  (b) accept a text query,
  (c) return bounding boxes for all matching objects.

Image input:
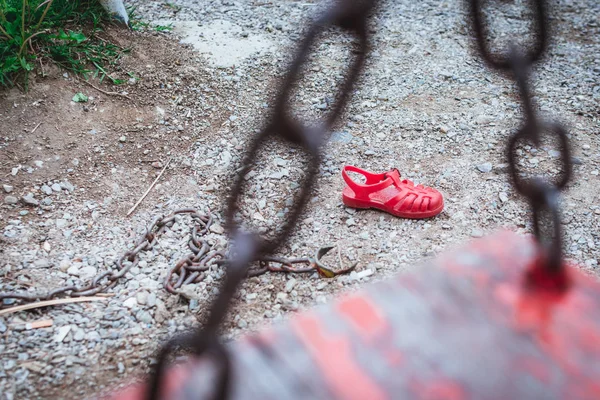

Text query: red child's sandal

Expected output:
[341,165,444,219]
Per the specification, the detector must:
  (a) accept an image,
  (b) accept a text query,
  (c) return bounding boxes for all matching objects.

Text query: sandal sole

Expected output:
[342,194,444,219]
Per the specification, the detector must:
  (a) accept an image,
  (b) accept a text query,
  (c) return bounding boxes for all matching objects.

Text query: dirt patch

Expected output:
[0,28,225,220]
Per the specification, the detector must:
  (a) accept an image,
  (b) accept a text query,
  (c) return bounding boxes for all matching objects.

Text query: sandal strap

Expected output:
[384,190,414,211]
[341,166,391,197]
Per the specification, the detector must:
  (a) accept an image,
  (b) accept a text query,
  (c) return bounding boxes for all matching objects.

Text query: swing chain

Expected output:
[147,1,380,399]
[468,0,572,274]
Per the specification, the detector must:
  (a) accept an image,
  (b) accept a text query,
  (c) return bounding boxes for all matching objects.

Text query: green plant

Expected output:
[0,0,129,89]
[128,5,172,33]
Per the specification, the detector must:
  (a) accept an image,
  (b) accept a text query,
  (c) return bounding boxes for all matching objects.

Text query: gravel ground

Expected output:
[1,0,599,398]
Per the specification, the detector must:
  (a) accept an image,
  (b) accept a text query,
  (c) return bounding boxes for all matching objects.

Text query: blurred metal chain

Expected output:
[467,0,572,274]
[148,1,380,399]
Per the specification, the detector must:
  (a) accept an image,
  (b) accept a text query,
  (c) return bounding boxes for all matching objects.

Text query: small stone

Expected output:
[471,229,484,238]
[4,195,18,205]
[123,297,137,308]
[119,136,127,143]
[54,326,71,342]
[41,185,53,195]
[499,192,508,203]
[346,218,356,227]
[21,195,38,206]
[147,292,157,307]
[475,115,492,125]
[80,266,97,277]
[59,259,70,272]
[135,310,153,324]
[73,329,85,342]
[330,131,353,143]
[285,278,297,293]
[136,291,149,305]
[273,158,287,167]
[3,185,13,193]
[237,319,248,329]
[67,265,80,276]
[151,161,162,169]
[476,163,493,173]
[56,219,68,228]
[246,293,258,301]
[51,183,62,192]
[352,269,374,281]
[33,259,50,269]
[61,181,75,192]
[41,197,53,206]
[210,224,225,234]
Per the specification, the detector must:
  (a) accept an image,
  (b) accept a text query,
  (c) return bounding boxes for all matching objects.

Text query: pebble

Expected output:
[471,229,484,238]
[56,219,68,228]
[499,192,508,203]
[54,326,71,343]
[80,266,97,277]
[3,184,13,193]
[41,185,53,195]
[209,224,225,234]
[285,278,297,293]
[136,310,153,324]
[352,269,374,281]
[136,291,149,305]
[51,183,62,192]
[21,195,39,206]
[237,319,248,329]
[123,298,137,308]
[67,265,80,276]
[476,163,493,173]
[33,259,50,269]
[73,329,85,342]
[4,195,18,205]
[147,292,157,307]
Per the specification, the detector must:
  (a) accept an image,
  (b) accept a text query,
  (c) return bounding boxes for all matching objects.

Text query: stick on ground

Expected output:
[127,157,172,217]
[0,297,108,317]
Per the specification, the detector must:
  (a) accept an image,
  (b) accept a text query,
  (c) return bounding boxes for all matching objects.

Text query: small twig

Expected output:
[80,79,133,101]
[31,122,42,133]
[127,158,172,217]
[95,293,116,298]
[0,297,107,317]
[10,319,54,330]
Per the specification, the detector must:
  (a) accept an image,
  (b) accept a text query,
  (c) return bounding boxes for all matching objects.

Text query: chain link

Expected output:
[467,0,572,274]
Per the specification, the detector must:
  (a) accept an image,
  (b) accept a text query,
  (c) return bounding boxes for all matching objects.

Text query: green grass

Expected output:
[0,0,130,89]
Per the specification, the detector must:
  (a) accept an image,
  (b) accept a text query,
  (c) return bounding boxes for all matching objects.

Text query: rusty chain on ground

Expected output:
[0,208,355,305]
